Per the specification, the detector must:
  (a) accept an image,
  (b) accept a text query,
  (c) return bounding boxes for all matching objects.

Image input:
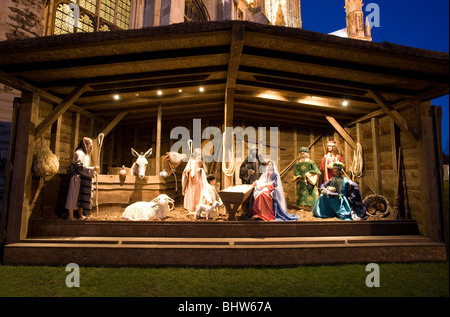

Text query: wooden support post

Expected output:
[223,88,235,189]
[35,84,89,138]
[5,91,39,244]
[415,101,446,242]
[356,123,364,198]
[344,127,352,174]
[156,104,162,176]
[309,129,315,160]
[88,118,95,139]
[371,117,382,194]
[369,90,419,142]
[71,112,80,151]
[222,24,244,190]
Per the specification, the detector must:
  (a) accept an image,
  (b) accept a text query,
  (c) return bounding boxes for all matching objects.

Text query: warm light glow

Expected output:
[157,90,163,95]
[199,87,204,92]
[178,89,183,93]
[257,90,288,102]
[342,101,349,106]
[113,94,120,100]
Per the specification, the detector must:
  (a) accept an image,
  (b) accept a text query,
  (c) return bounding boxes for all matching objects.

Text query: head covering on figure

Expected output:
[75,137,93,155]
[255,160,287,212]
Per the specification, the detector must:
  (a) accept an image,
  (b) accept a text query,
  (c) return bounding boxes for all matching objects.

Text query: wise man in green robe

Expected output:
[293,147,321,209]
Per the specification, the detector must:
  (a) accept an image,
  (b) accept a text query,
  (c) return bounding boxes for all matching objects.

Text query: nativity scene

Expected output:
[0,1,447,266]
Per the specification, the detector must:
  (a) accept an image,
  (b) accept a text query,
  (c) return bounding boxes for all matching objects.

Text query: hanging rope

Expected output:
[222,131,235,177]
[351,142,363,181]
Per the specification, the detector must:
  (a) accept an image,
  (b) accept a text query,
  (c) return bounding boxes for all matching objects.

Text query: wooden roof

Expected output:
[0,21,448,128]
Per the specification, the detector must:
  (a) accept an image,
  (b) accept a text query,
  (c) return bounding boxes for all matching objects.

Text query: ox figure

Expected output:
[131,148,152,179]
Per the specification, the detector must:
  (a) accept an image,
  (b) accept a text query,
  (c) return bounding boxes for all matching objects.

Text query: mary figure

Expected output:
[247,160,299,221]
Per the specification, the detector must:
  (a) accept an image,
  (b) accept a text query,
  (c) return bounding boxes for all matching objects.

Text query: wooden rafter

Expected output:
[369,90,419,142]
[325,116,357,150]
[35,84,89,138]
[0,70,103,122]
[100,111,128,137]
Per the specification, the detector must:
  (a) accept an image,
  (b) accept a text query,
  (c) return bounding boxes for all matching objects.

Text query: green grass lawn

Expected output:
[0,262,448,297]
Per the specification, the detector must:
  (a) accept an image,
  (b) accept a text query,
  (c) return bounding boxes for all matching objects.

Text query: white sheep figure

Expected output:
[194,201,222,220]
[121,194,174,221]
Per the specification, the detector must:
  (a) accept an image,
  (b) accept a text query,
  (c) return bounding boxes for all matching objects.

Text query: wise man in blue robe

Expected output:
[313,162,366,220]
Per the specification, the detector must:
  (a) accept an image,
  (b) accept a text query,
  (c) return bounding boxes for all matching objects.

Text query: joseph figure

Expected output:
[239,145,266,184]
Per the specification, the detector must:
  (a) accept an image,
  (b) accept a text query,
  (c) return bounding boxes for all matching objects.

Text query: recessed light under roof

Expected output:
[113,94,120,100]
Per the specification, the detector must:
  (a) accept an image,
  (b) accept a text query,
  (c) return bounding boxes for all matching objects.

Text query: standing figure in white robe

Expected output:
[65,137,98,220]
[182,148,208,212]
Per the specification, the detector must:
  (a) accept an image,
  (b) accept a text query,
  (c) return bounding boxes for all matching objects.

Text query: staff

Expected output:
[95,133,104,217]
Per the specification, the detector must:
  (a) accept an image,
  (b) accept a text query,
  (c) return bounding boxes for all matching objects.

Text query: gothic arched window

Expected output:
[52,0,131,35]
[185,0,210,22]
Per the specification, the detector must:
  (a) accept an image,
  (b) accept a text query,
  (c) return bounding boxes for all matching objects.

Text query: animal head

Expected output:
[168,151,187,164]
[152,194,175,211]
[131,148,152,179]
[160,152,187,178]
[212,201,221,208]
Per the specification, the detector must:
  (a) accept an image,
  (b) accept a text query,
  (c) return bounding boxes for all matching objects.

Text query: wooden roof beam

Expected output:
[0,70,104,123]
[243,47,449,84]
[347,85,449,126]
[239,66,420,97]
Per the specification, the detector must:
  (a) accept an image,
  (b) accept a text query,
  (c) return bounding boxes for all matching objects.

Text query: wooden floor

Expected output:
[2,219,447,266]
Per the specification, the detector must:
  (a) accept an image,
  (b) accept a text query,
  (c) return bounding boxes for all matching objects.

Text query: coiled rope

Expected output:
[351,142,363,181]
[222,131,235,177]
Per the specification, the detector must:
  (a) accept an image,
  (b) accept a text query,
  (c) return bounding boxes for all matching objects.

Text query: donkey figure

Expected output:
[131,148,152,179]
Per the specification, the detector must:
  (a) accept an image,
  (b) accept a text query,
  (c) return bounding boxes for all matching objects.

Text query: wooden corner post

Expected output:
[5,91,39,244]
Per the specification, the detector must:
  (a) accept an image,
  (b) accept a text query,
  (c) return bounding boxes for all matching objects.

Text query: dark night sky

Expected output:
[301,0,449,154]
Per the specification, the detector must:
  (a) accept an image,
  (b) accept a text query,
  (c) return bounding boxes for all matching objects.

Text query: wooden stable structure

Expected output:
[0,21,448,266]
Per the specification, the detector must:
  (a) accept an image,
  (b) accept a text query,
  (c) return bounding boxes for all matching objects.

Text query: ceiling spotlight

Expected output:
[157,90,163,95]
[199,87,204,92]
[342,101,349,106]
[178,89,183,93]
[113,94,120,100]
